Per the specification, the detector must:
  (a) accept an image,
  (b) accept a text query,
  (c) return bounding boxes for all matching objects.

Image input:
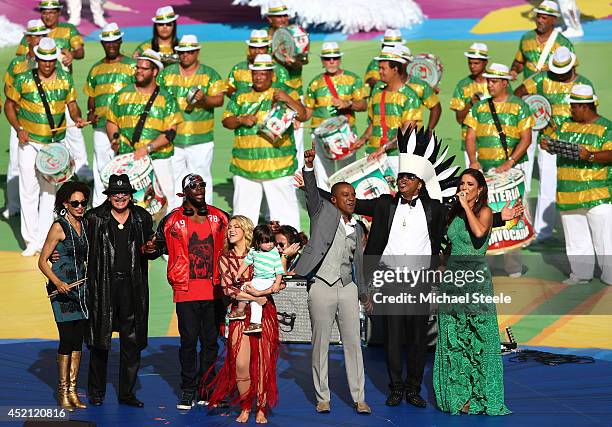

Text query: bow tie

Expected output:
[400,197,418,207]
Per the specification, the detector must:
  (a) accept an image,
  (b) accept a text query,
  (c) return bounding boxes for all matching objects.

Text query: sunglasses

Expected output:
[322,57,339,62]
[398,173,418,181]
[110,192,130,198]
[187,181,206,190]
[275,241,285,248]
[68,200,88,208]
[156,22,174,27]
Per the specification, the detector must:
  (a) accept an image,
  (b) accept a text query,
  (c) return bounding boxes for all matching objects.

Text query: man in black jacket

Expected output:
[84,174,158,407]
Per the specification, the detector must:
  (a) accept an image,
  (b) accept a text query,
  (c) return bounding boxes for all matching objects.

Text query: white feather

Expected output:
[406,129,417,154]
[441,187,456,197]
[233,0,425,34]
[437,165,459,181]
[433,146,449,168]
[423,134,436,160]
[0,16,24,48]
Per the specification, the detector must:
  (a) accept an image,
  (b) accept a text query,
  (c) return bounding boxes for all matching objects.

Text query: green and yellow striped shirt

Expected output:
[4,55,37,92]
[304,70,368,129]
[84,56,136,129]
[6,68,77,144]
[514,30,574,79]
[464,95,535,170]
[364,58,380,84]
[223,87,297,179]
[522,72,594,139]
[554,117,611,211]
[106,84,182,159]
[159,63,225,146]
[16,22,83,56]
[367,81,422,153]
[449,75,489,150]
[133,40,177,65]
[226,60,289,96]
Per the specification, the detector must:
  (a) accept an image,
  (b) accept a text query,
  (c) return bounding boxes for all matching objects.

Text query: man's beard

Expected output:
[136,76,153,87]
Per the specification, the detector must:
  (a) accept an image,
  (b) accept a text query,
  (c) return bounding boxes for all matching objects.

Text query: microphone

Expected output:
[442,192,466,206]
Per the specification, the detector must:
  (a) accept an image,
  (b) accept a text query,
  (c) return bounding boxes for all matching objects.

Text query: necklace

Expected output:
[118,223,124,230]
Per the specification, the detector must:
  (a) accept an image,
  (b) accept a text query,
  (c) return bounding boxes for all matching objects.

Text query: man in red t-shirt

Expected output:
[155,174,229,410]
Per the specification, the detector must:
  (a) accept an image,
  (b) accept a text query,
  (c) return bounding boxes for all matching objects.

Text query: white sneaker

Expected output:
[562,277,590,285]
[21,245,39,257]
[508,272,523,279]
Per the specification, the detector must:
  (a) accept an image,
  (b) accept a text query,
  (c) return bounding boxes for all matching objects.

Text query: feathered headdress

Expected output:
[397,127,459,201]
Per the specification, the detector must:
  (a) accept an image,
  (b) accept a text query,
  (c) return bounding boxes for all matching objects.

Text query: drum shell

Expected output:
[313,116,357,160]
[406,53,443,88]
[328,154,397,199]
[35,143,75,185]
[257,104,297,144]
[523,94,552,131]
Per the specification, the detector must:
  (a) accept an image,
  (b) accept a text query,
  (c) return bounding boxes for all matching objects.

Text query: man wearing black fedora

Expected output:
[84,173,158,407]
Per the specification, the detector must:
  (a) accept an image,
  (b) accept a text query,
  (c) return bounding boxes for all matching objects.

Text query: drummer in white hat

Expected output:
[158,34,226,208]
[84,22,137,206]
[465,62,534,277]
[222,53,307,233]
[133,6,180,66]
[265,0,290,36]
[3,19,52,220]
[303,41,367,188]
[450,42,490,167]
[395,44,442,132]
[545,83,611,285]
[5,37,88,256]
[226,29,289,98]
[510,0,575,81]
[364,29,405,90]
[515,46,595,243]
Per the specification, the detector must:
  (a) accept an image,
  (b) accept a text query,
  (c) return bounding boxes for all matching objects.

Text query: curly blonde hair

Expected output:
[223,215,254,253]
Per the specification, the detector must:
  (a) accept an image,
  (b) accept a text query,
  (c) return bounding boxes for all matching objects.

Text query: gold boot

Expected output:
[57,354,74,412]
[68,351,87,409]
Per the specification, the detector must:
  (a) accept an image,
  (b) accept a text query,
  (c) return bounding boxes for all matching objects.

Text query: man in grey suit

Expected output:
[294,146,372,415]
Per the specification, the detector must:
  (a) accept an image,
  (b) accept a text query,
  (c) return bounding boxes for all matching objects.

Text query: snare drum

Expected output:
[486,168,535,254]
[35,143,75,185]
[272,24,310,64]
[406,53,443,88]
[258,104,297,144]
[328,154,397,199]
[523,94,552,131]
[101,153,166,217]
[313,116,357,160]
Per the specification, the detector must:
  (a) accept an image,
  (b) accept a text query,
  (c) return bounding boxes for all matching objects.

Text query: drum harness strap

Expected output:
[487,98,510,160]
[131,86,160,145]
[32,69,65,143]
[323,73,351,120]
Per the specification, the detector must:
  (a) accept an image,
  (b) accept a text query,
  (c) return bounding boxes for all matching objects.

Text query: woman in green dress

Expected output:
[38,181,91,412]
[433,168,511,415]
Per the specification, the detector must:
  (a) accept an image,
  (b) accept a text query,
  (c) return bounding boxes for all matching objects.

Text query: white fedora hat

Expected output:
[24,19,50,36]
[249,53,275,70]
[381,29,405,46]
[152,6,179,24]
[320,42,343,58]
[375,45,407,64]
[137,49,164,71]
[548,46,576,74]
[175,35,200,52]
[482,63,513,80]
[34,37,60,61]
[99,23,124,42]
[464,42,489,60]
[246,29,271,47]
[568,84,597,104]
[533,0,561,17]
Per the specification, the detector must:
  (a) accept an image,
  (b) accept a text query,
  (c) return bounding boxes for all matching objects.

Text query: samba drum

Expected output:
[101,153,166,217]
[272,24,310,64]
[258,103,297,144]
[406,53,443,88]
[312,116,357,160]
[486,168,535,254]
[35,143,75,185]
[523,94,551,131]
[328,154,397,199]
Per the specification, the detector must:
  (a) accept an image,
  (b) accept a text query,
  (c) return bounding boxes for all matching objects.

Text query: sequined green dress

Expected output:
[433,216,511,415]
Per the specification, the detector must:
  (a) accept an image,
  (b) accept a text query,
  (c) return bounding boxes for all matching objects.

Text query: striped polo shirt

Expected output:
[464,95,535,170]
[522,72,594,139]
[6,68,77,143]
[106,84,182,159]
[4,55,37,90]
[223,87,297,179]
[304,70,368,129]
[514,30,575,79]
[554,116,611,211]
[83,56,136,129]
[159,62,226,146]
[16,22,83,56]
[245,246,284,279]
[226,60,289,96]
[367,81,422,154]
[449,75,489,150]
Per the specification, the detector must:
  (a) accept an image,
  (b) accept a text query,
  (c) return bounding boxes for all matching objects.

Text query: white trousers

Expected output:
[558,0,583,33]
[5,127,20,213]
[64,108,93,181]
[248,277,274,324]
[171,143,214,209]
[232,174,300,230]
[560,204,612,284]
[92,129,114,207]
[67,0,106,26]
[152,157,175,203]
[19,141,58,249]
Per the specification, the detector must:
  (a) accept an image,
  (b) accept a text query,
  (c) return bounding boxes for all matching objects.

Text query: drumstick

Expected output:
[47,277,87,298]
[50,120,92,133]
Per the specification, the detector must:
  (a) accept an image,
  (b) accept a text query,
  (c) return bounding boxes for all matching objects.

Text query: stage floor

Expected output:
[0,338,610,426]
